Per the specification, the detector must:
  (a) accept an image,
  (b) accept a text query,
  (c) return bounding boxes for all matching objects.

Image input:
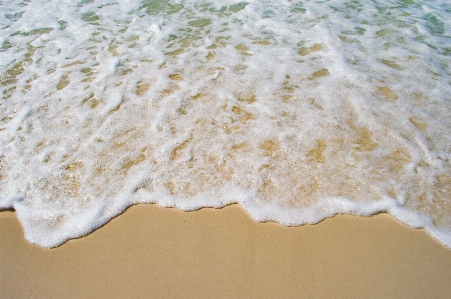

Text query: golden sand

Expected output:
[1,204,451,298]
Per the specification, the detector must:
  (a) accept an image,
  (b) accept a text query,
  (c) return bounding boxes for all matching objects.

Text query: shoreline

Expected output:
[2,204,451,298]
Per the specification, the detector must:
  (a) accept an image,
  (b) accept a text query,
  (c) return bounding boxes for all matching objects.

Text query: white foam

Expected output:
[0,0,450,248]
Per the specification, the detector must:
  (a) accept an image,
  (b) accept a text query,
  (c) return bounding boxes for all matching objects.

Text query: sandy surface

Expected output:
[1,204,451,298]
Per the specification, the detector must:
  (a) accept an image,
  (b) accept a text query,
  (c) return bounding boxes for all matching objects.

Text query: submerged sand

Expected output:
[1,204,451,298]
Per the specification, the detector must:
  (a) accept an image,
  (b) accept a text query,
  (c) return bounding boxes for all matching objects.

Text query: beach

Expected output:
[2,1,451,296]
[2,204,451,298]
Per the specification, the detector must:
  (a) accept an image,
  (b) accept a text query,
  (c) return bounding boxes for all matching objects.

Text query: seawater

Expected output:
[0,0,450,248]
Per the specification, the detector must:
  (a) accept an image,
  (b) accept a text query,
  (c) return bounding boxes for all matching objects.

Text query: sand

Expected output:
[1,204,451,298]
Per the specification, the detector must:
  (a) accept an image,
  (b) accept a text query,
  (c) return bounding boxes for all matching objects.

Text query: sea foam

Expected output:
[1,0,450,248]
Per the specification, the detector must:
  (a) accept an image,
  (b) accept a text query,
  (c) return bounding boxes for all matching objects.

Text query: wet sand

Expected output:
[1,204,451,298]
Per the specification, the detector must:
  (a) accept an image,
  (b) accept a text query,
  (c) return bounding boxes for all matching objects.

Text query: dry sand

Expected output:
[1,204,451,298]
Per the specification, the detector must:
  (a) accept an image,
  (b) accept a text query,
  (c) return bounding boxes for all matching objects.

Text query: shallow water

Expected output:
[1,0,450,248]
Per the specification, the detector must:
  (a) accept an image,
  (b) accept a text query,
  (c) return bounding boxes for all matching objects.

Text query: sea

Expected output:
[0,0,450,248]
